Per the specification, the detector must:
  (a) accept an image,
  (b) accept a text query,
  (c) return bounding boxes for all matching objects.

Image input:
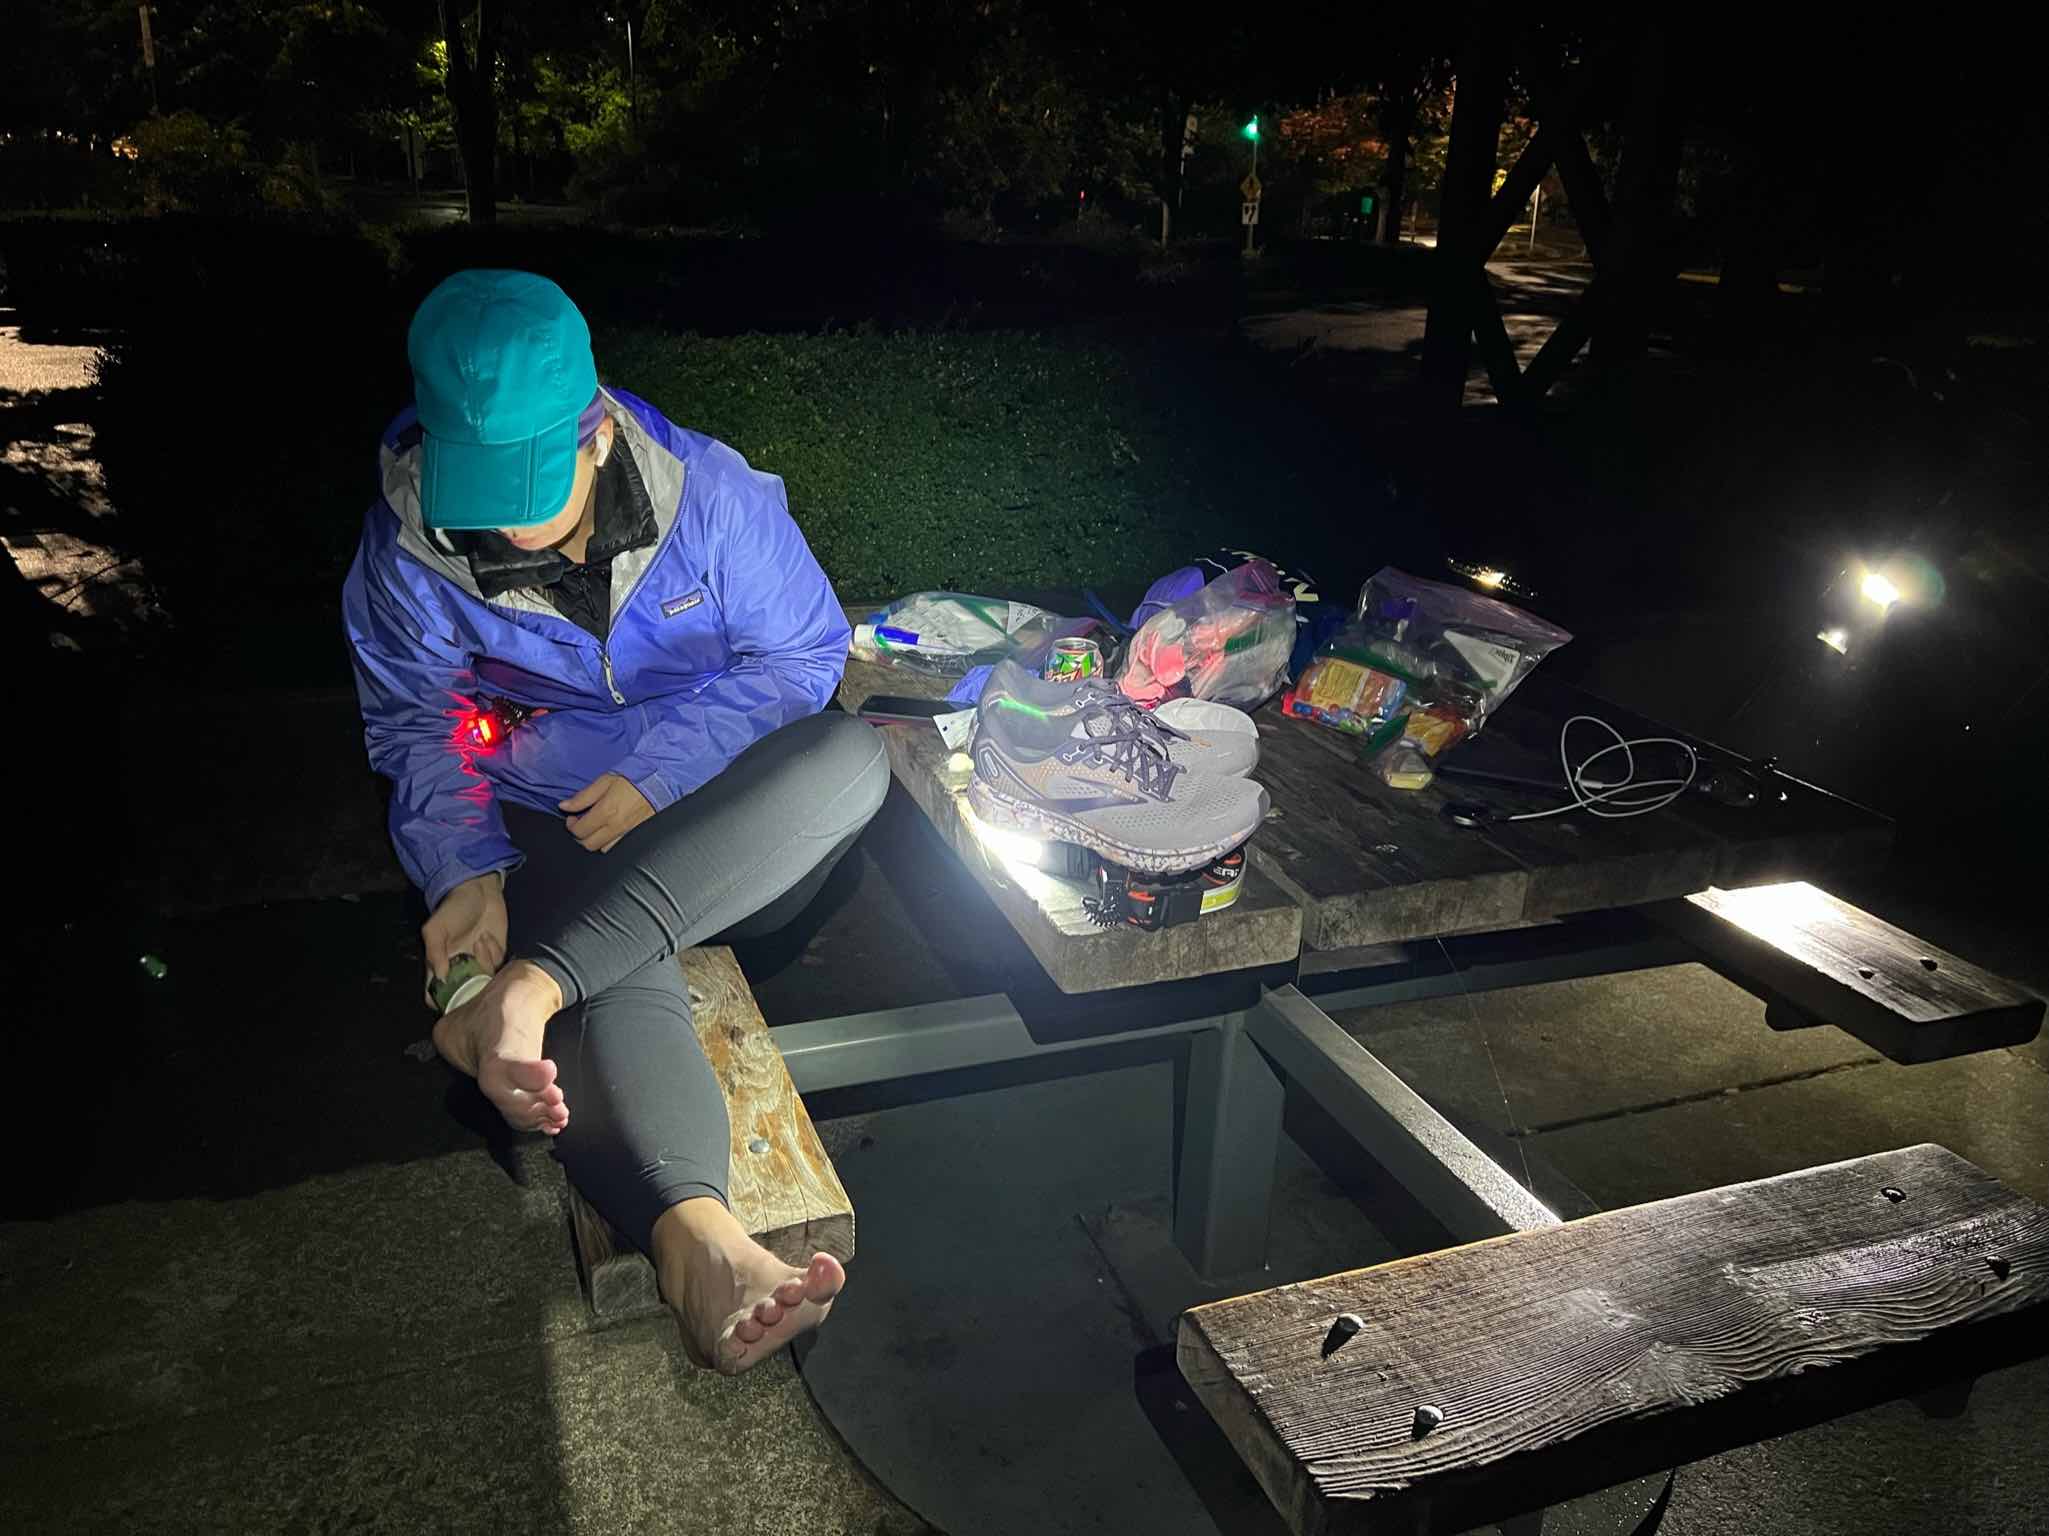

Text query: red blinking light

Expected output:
[476,715,496,745]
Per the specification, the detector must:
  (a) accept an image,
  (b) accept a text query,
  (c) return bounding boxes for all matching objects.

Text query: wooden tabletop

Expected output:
[1249,672,1892,951]
[833,610,1890,990]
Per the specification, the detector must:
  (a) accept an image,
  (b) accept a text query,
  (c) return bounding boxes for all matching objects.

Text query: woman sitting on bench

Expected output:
[342,270,888,1373]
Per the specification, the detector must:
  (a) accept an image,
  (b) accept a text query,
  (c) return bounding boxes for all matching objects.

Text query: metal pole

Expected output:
[1529,181,1540,254]
[626,17,636,130]
[1245,134,1258,255]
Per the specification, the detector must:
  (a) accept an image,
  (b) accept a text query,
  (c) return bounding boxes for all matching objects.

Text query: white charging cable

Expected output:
[1500,714,1700,822]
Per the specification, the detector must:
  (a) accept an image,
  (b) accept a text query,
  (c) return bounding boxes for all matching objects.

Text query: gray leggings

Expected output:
[500,712,888,1252]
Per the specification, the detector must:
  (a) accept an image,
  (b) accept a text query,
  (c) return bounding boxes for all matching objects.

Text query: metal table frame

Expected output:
[776,911,1694,1275]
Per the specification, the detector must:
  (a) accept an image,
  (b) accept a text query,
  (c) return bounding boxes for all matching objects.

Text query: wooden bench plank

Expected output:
[568,946,855,1324]
[835,633,1302,994]
[1178,1143,2049,1536]
[1656,883,2045,1064]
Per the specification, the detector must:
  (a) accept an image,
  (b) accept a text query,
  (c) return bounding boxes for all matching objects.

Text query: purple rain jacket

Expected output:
[342,386,849,909]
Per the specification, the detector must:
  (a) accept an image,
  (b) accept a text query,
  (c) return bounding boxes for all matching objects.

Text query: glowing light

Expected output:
[1816,628,1849,654]
[963,802,1049,869]
[1242,115,1260,141]
[1472,568,1507,590]
[1860,570,1901,610]
[1687,882,1836,938]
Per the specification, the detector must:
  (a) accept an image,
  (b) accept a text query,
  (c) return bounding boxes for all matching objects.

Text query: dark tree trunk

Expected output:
[1419,27,1509,410]
[1377,90,1418,244]
[1158,89,1191,245]
[1593,22,1676,365]
[440,0,498,227]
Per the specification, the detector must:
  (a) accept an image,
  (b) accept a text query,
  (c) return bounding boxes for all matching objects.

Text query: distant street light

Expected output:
[1241,115,1259,141]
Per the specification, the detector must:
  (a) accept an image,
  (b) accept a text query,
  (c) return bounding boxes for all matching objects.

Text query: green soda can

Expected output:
[1043,635,1102,683]
[430,953,493,1014]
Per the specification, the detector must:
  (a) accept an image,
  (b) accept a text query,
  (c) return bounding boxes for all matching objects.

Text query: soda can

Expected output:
[1044,635,1102,682]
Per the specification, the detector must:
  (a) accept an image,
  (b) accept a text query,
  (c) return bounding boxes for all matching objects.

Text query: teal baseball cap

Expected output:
[406,269,600,530]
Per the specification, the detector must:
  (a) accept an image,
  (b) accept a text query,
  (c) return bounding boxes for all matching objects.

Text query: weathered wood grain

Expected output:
[1250,669,1892,950]
[568,946,855,1324]
[1178,1143,2049,1536]
[835,633,1302,994]
[1654,883,2045,1064]
[838,604,1894,959]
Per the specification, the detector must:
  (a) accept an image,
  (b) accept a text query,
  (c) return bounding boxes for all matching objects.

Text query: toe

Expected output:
[772,1276,808,1309]
[805,1253,847,1303]
[753,1297,786,1327]
[503,1057,558,1093]
[732,1314,766,1345]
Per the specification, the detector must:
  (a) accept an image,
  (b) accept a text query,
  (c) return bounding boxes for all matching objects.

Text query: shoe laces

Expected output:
[1062,719,1185,799]
[1075,687,1190,759]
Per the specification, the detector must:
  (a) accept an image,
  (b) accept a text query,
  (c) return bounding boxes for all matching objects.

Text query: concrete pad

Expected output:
[2,1144,585,1446]
[1333,963,1879,1136]
[1528,1045,2049,1210]
[1659,1357,2049,1536]
[0,1316,926,1536]
[797,1064,1236,1536]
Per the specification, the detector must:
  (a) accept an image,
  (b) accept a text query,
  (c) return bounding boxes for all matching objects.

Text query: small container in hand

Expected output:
[430,953,493,1014]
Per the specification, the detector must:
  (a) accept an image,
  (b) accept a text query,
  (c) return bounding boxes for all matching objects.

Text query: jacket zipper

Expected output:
[594,457,686,709]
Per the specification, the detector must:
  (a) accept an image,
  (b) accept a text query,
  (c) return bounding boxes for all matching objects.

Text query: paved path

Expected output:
[0,317,162,648]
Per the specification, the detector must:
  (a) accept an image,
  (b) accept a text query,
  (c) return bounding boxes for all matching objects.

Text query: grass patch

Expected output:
[596,327,1289,599]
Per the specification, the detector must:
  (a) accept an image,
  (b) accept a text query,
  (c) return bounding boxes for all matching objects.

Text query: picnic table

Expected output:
[788,607,2042,1536]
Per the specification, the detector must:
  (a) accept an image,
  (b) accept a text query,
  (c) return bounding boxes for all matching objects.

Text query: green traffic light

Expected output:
[1242,115,1259,141]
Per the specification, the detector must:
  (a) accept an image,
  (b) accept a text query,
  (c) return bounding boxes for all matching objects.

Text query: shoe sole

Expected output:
[966,776,1257,877]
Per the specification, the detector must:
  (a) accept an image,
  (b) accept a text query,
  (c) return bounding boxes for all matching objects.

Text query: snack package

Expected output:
[1281,654,1407,736]
[1353,567,1572,738]
[1118,558,1296,708]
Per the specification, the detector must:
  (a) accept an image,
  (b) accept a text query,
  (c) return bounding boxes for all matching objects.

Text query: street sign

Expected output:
[1241,201,1260,226]
[1240,172,1262,202]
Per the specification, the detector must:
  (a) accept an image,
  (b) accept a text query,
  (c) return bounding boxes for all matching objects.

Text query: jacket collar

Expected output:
[460,445,660,599]
[382,387,690,624]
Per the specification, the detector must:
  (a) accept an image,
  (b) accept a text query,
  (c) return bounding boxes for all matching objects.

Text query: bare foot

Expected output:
[653,1198,846,1375]
[431,960,569,1135]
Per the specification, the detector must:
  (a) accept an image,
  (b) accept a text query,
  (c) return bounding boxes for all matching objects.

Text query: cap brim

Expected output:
[419,414,581,531]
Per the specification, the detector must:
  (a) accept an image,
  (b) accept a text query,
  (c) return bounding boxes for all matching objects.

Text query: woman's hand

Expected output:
[560,772,656,852]
[422,871,509,1004]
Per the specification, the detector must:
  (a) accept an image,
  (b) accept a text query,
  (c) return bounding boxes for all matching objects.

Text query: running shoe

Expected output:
[968,663,1268,875]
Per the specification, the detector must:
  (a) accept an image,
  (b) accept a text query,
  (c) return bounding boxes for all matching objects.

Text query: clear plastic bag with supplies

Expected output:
[1117,558,1297,709]
[1352,567,1572,745]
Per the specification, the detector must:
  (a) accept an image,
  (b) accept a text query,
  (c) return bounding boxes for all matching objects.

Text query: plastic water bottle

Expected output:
[852,592,1054,675]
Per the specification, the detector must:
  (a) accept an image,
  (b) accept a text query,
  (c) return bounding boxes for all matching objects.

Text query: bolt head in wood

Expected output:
[1986,1255,2011,1280]
[1412,1404,1444,1437]
[1320,1313,1364,1358]
[1881,1186,1906,1203]
[747,1137,769,1154]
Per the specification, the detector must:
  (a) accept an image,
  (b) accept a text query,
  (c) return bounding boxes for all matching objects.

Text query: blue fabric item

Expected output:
[342,387,851,911]
[1130,565,1206,630]
[1082,588,1130,634]
[947,664,994,706]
